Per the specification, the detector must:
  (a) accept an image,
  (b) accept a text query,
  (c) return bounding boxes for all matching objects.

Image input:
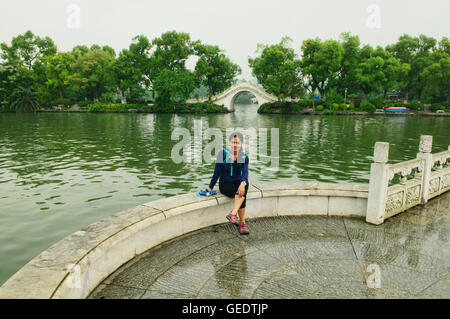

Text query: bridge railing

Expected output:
[366,135,450,224]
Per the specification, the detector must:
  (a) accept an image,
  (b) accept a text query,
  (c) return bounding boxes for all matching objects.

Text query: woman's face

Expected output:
[230,136,242,153]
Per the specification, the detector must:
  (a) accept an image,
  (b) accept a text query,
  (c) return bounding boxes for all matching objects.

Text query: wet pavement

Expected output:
[89,192,449,299]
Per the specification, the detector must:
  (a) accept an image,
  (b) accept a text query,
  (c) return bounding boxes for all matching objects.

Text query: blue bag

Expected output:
[197,189,217,197]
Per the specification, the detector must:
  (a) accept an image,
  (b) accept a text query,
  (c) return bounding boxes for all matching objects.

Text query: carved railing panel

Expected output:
[427,150,450,199]
[385,190,404,218]
[387,158,425,185]
[431,150,450,170]
[385,180,422,219]
[428,167,450,199]
[384,158,425,219]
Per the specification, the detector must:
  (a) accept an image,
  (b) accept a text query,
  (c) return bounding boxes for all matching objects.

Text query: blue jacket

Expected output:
[209,148,249,189]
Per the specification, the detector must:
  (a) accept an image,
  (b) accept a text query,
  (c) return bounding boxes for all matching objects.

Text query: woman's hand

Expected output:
[237,182,245,197]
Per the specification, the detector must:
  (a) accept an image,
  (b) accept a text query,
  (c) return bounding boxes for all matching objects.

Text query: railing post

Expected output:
[366,142,390,225]
[416,135,433,204]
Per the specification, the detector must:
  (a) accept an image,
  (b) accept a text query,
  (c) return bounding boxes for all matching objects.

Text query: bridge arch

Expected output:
[212,82,278,111]
[230,90,259,109]
[187,82,278,111]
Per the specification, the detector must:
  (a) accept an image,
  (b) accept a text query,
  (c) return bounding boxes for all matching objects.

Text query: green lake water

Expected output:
[0,103,449,285]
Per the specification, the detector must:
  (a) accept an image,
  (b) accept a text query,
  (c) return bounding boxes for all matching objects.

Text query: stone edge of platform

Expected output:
[0,182,368,299]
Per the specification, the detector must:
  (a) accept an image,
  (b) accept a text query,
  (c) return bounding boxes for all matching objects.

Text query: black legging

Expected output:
[219,181,249,208]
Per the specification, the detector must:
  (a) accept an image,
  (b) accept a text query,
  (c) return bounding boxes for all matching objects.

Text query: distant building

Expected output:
[386,91,405,101]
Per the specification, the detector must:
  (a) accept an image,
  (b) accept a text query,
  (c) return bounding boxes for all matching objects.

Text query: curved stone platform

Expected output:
[90,191,449,299]
[0,182,369,298]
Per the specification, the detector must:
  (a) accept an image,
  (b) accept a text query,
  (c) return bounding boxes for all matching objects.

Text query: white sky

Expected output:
[1,0,449,79]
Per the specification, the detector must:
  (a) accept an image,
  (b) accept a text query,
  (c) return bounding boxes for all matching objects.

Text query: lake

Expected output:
[0,103,449,285]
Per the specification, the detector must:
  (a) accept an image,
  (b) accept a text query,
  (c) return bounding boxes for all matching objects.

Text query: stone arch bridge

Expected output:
[187,82,278,111]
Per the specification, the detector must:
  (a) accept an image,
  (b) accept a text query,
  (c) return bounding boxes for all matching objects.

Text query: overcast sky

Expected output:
[1,0,449,79]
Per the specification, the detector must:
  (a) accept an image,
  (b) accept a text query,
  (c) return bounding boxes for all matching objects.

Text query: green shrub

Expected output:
[104,104,121,110]
[154,96,174,112]
[257,101,304,113]
[352,98,363,109]
[332,103,339,111]
[184,102,228,113]
[339,103,347,111]
[205,102,220,113]
[430,103,443,112]
[368,96,384,109]
[360,100,376,113]
[316,105,324,111]
[324,88,344,105]
[174,103,189,113]
[430,103,446,112]
[408,100,423,111]
[88,102,105,113]
[53,98,71,106]
[101,92,115,103]
[367,104,376,113]
[188,103,204,113]
[257,102,271,113]
[297,100,310,108]
[101,103,150,111]
[284,102,303,113]
[307,97,325,108]
[323,109,335,115]
[78,101,93,107]
[360,100,368,110]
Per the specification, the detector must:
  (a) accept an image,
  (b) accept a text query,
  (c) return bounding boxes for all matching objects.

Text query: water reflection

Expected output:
[211,239,249,298]
[356,192,449,274]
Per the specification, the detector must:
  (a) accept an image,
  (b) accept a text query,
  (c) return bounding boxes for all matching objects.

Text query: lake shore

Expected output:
[257,109,450,116]
[27,101,231,114]
[22,107,450,116]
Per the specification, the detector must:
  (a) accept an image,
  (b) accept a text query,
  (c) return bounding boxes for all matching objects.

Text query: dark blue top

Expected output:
[209,148,249,189]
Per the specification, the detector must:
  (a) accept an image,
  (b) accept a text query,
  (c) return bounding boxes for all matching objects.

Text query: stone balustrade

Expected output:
[366,135,450,224]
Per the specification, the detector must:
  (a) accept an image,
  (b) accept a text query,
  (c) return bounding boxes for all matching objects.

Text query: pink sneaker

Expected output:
[239,224,249,235]
[226,212,239,226]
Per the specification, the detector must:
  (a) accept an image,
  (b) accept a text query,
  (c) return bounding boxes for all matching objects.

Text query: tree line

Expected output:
[249,33,450,108]
[1,30,449,113]
[0,30,241,112]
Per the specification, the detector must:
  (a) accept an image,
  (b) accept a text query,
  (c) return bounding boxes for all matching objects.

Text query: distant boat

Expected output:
[384,106,410,113]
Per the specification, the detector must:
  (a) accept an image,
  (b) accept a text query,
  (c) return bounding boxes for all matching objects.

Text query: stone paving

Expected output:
[89,191,450,299]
